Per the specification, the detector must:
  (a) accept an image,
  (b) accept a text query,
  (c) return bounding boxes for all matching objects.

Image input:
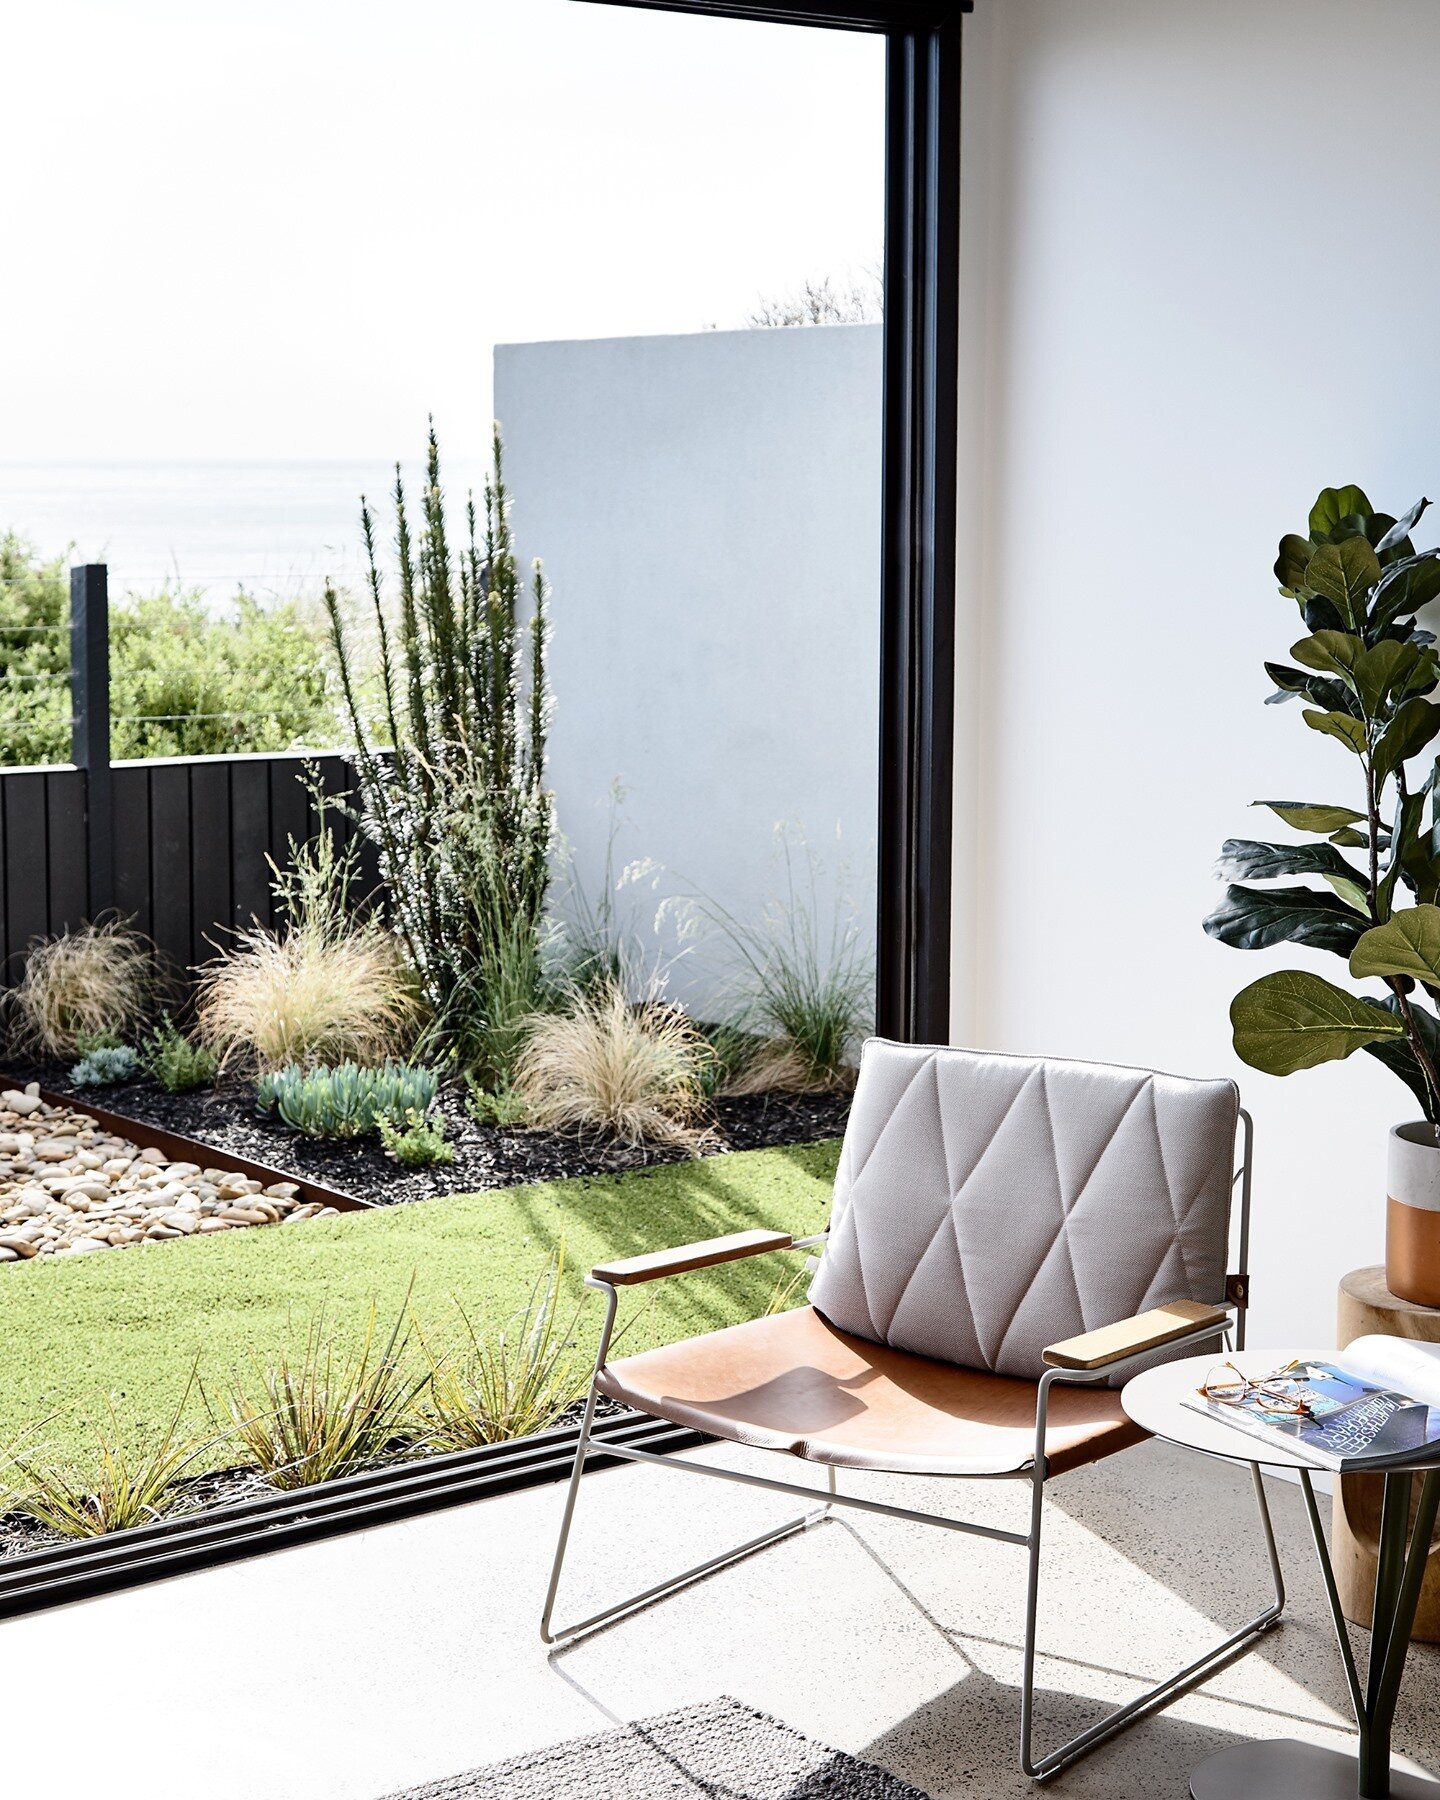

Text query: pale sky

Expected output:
[4,0,884,466]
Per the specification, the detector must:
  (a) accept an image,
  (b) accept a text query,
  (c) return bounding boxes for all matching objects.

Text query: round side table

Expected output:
[1124,1351,1440,1800]
[1336,1267,1440,1642]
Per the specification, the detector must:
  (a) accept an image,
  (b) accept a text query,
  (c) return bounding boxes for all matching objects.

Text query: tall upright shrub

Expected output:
[325,427,552,1079]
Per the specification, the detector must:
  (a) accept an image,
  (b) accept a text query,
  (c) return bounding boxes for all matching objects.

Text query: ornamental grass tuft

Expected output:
[9,919,155,1058]
[4,1365,216,1538]
[420,1255,588,1449]
[218,1299,427,1492]
[513,981,714,1150]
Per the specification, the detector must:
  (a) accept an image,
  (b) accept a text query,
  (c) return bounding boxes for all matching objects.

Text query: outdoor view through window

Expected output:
[0,0,884,1651]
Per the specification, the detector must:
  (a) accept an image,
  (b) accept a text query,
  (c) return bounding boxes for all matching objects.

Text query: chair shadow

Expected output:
[855,1665,1256,1800]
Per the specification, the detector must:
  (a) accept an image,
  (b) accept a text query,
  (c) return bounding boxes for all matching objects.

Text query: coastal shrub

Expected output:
[69,1046,140,1088]
[219,1302,425,1491]
[325,427,552,1083]
[256,1060,439,1140]
[378,1106,454,1168]
[142,1017,219,1093]
[513,981,713,1149]
[10,920,155,1057]
[420,1256,587,1449]
[0,532,338,765]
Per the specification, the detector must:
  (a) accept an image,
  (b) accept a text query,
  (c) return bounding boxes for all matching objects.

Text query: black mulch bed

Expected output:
[2,1063,850,1208]
[0,1395,634,1561]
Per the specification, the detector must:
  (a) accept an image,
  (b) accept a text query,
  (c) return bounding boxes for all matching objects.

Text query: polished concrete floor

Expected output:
[3,1438,1437,1799]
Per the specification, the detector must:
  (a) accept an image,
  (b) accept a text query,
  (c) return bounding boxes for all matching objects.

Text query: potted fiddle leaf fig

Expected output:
[1206,483,1440,1306]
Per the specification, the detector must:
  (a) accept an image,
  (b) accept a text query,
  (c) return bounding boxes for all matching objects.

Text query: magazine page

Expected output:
[1338,1336,1440,1409]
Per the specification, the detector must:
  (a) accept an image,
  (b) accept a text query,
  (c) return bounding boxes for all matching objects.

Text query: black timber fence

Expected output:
[0,565,375,989]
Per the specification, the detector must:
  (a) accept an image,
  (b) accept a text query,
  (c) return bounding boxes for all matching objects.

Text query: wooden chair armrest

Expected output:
[1042,1298,1229,1371]
[591,1228,794,1287]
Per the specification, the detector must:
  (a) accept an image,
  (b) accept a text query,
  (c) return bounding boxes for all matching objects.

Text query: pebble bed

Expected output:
[0,1083,340,1266]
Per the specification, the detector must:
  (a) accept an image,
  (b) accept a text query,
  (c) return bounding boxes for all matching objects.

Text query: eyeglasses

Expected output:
[1199,1359,1316,1419]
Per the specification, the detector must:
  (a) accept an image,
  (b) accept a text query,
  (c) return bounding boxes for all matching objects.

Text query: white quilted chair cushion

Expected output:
[808,1041,1239,1379]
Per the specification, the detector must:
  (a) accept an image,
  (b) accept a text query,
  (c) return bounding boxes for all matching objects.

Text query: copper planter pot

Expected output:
[1387,1122,1440,1308]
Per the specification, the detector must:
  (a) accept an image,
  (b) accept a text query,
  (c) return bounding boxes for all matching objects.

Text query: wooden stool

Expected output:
[1334,1265,1440,1641]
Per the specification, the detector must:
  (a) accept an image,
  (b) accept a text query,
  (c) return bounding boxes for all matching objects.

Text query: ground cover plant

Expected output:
[0,1142,837,1478]
[69,1045,141,1088]
[378,1107,455,1167]
[326,427,552,1084]
[1205,485,1440,1119]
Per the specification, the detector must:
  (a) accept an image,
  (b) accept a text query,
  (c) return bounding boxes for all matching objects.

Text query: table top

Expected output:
[1122,1348,1440,1474]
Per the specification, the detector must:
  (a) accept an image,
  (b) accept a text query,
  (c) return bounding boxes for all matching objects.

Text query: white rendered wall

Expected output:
[955,0,1440,1351]
[495,325,881,1010]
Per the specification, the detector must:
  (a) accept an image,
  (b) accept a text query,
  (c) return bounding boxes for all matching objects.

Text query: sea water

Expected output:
[0,459,496,601]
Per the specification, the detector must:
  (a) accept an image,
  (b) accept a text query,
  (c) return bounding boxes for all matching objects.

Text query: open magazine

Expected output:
[1181,1337,1440,1471]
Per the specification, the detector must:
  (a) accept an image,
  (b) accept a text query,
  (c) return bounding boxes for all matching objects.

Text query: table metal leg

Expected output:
[1190,1469,1440,1800]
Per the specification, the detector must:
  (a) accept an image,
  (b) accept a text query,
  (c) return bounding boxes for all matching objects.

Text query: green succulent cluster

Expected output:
[1206,484,1440,1122]
[256,1061,440,1141]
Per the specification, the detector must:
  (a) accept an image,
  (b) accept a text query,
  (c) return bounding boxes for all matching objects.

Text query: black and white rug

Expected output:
[379,1696,931,1799]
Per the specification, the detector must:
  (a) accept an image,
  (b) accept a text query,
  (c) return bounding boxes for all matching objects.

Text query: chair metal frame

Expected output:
[541,1108,1285,1782]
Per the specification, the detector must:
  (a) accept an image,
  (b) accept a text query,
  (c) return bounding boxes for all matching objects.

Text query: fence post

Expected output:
[70,564,114,916]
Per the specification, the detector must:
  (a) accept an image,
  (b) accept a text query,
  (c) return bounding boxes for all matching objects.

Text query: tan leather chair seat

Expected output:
[596,1306,1147,1478]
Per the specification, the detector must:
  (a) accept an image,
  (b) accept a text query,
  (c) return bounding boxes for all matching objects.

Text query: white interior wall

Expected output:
[495,326,881,1013]
[956,0,1440,1350]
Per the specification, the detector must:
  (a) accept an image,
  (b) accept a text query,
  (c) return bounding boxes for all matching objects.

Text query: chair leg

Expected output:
[1018,1460,1285,1780]
[539,1385,837,1647]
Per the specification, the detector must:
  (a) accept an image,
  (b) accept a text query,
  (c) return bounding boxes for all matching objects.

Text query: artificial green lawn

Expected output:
[1,1140,840,1474]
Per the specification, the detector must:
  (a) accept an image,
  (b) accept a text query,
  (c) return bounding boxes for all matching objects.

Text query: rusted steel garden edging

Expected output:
[35,1088,370,1213]
[0,1411,705,1618]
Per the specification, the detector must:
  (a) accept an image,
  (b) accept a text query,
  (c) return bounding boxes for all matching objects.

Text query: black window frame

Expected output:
[574,0,964,1044]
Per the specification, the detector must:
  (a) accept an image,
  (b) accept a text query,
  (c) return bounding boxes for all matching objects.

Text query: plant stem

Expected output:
[1391,979,1440,1134]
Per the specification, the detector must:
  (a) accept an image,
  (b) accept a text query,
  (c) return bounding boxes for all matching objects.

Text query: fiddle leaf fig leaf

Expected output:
[1291,631,1365,679]
[1330,827,1372,847]
[1230,970,1405,1076]
[1350,905,1440,985]
[1304,538,1383,630]
[1377,497,1430,556]
[1324,873,1371,914]
[1253,801,1365,834]
[1304,593,1350,636]
[1292,634,1435,716]
[1216,839,1367,886]
[1373,697,1440,787]
[1204,885,1369,955]
[1371,550,1440,632]
[1310,485,1374,538]
[1275,533,1315,597]
[1303,708,1369,755]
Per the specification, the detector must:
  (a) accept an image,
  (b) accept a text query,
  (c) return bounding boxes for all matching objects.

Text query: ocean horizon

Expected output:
[0,458,498,601]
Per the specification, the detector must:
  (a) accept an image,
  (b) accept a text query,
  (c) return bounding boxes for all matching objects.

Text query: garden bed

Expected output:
[0,1401,698,1617]
[2,1063,850,1207]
